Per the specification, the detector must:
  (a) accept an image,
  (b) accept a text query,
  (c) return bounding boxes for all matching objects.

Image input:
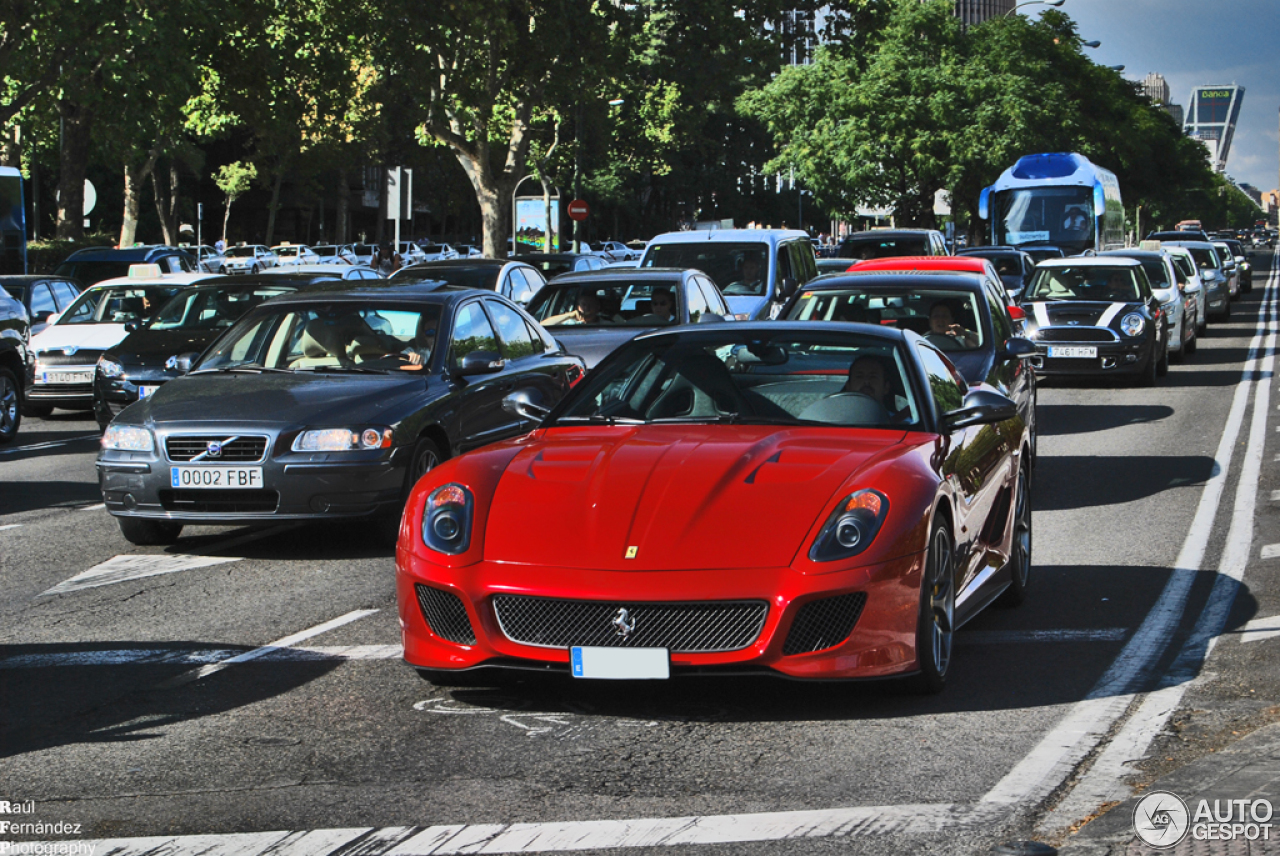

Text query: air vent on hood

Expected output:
[525,446,603,483]
[746,447,849,485]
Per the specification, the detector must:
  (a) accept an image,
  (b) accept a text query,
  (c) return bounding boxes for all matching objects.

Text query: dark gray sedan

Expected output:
[524,268,733,367]
[96,283,586,545]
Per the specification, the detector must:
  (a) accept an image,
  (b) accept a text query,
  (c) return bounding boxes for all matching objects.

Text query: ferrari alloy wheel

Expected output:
[0,368,20,444]
[998,465,1032,607]
[912,517,955,694]
[117,517,183,546]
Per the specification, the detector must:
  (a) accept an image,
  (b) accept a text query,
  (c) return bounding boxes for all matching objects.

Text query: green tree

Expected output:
[215,161,257,243]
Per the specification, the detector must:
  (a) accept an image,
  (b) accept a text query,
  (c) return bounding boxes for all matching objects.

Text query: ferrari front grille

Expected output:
[165,435,269,462]
[782,593,867,656]
[492,596,767,653]
[416,585,476,645]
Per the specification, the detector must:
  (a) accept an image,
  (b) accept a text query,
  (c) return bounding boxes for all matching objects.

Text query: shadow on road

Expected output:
[1037,404,1174,437]
[1032,454,1217,512]
[0,480,103,516]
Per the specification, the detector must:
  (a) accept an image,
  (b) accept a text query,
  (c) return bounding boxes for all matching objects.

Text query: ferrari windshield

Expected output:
[149,285,297,331]
[1026,266,1145,302]
[552,328,922,429]
[786,286,985,352]
[196,302,443,373]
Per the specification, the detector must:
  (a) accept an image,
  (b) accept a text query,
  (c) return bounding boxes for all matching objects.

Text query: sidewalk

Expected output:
[1060,722,1280,855]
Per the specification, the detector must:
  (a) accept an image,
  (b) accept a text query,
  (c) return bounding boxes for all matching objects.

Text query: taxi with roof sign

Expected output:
[24,265,213,416]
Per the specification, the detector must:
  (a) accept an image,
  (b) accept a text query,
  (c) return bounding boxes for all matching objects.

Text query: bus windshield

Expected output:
[994,187,1094,251]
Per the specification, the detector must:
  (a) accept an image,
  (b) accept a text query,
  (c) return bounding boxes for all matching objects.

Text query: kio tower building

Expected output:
[1184,84,1244,172]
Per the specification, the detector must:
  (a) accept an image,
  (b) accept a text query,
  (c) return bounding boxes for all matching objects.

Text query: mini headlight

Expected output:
[102,424,154,452]
[97,357,123,378]
[809,489,889,563]
[422,483,473,555]
[292,427,392,451]
[1120,313,1146,337]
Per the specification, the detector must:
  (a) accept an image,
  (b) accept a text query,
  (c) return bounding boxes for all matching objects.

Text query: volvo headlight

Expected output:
[97,357,123,378]
[422,483,473,555]
[1120,313,1146,337]
[292,427,392,452]
[809,489,889,563]
[102,424,154,452]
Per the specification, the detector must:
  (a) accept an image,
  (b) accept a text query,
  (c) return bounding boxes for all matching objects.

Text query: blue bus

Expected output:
[0,167,26,274]
[978,153,1124,255]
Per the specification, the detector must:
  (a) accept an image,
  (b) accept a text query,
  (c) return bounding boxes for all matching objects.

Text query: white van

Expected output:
[639,229,817,319]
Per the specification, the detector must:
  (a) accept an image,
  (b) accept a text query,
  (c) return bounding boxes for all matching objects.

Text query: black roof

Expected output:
[841,230,938,240]
[633,319,911,345]
[539,267,688,286]
[0,274,79,284]
[62,245,193,261]
[959,247,1026,257]
[509,253,596,261]
[256,281,482,307]
[399,259,509,272]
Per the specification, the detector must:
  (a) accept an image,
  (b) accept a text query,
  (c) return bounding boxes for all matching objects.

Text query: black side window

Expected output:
[916,343,967,418]
[484,299,540,360]
[684,279,710,323]
[696,276,727,314]
[30,283,56,316]
[985,286,1011,341]
[449,301,500,368]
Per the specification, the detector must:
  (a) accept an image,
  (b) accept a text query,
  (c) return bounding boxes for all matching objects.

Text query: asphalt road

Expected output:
[2,252,1278,855]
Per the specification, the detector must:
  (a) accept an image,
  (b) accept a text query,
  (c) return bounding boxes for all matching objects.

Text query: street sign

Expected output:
[567,199,590,221]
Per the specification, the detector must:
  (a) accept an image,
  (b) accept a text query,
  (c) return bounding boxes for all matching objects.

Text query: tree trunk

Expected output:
[168,161,181,242]
[55,99,93,240]
[335,168,349,244]
[222,195,233,244]
[119,149,160,247]
[152,166,175,245]
[264,169,283,246]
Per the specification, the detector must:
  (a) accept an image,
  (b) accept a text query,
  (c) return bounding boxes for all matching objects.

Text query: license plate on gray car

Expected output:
[170,466,263,489]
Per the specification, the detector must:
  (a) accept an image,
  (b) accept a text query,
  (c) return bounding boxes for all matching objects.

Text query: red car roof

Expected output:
[850,256,991,274]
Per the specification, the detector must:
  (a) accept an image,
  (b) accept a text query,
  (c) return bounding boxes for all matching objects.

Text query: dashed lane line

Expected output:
[0,432,101,455]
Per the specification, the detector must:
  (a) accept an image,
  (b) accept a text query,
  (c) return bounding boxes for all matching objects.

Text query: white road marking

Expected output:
[1235,616,1280,644]
[0,432,101,455]
[988,268,1277,810]
[1035,250,1280,835]
[40,553,242,596]
[1262,544,1280,560]
[0,523,21,532]
[32,804,998,856]
[156,609,379,687]
[0,644,402,669]
[959,629,1126,644]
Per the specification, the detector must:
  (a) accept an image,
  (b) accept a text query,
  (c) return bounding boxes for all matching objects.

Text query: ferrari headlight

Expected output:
[809,489,889,563]
[1120,313,1145,337]
[422,483,473,555]
[97,357,123,378]
[102,424,154,452]
[291,427,392,452]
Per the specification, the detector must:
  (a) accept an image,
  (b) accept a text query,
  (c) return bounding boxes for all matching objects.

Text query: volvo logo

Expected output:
[611,608,636,639]
[206,441,223,458]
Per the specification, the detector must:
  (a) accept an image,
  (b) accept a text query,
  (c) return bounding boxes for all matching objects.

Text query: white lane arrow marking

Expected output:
[40,553,242,596]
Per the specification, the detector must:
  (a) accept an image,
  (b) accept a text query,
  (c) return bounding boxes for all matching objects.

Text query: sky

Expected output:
[1027,0,1279,194]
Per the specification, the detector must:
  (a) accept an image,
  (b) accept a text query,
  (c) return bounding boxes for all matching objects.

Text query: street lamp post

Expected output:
[1005,0,1064,16]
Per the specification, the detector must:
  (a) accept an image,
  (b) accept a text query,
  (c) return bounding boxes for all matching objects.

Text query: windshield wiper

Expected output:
[188,365,293,375]
[556,414,646,425]
[292,365,385,374]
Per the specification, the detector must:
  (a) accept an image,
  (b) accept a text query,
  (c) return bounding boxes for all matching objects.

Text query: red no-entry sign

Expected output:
[567,199,590,221]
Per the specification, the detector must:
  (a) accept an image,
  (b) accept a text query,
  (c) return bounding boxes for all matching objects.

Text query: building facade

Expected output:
[1184,84,1245,173]
[953,0,1015,26]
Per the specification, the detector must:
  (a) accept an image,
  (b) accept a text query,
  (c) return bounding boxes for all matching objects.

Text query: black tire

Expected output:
[0,367,20,444]
[405,436,443,496]
[1137,349,1158,387]
[118,516,183,546]
[997,465,1032,607]
[908,514,956,694]
[22,402,53,418]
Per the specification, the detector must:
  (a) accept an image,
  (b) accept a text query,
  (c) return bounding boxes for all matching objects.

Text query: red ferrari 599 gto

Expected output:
[396,322,1032,692]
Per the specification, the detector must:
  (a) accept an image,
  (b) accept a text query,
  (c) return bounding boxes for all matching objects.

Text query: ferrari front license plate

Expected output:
[170,466,263,490]
[41,371,93,384]
[1048,346,1097,359]
[571,646,669,680]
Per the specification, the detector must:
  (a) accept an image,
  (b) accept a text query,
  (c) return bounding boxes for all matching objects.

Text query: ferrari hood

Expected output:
[1025,300,1137,330]
[483,425,906,570]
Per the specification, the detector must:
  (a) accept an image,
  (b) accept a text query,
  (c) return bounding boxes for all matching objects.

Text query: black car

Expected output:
[508,252,606,278]
[780,269,1037,458]
[0,276,82,335]
[54,245,197,287]
[957,247,1036,298]
[96,283,586,545]
[390,258,548,304]
[837,229,950,260]
[0,287,30,443]
[524,268,732,367]
[1018,258,1167,384]
[93,273,344,429]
